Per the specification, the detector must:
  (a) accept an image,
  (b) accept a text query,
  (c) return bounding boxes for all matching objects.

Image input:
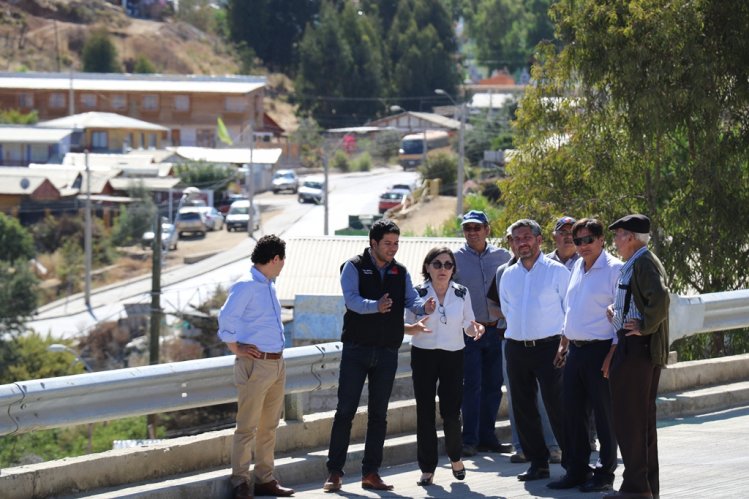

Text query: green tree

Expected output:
[0,260,38,335]
[132,55,156,74]
[387,0,460,109]
[0,213,34,261]
[501,1,749,358]
[419,150,458,195]
[296,2,385,127]
[0,108,38,124]
[291,117,324,168]
[82,29,120,73]
[173,162,234,192]
[227,0,320,72]
[463,104,516,165]
[111,185,156,246]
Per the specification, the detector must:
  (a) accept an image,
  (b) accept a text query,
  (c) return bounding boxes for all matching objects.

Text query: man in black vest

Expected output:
[323,219,434,493]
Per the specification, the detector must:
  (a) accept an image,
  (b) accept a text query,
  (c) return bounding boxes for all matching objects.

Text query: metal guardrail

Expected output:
[2,289,749,437]
[0,341,413,436]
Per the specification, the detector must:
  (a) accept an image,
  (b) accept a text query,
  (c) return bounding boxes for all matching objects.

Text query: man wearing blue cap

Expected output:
[548,216,580,271]
[454,210,512,456]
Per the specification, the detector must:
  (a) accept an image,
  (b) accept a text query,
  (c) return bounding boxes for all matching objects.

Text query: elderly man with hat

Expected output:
[604,214,670,499]
[453,210,512,456]
[548,216,580,271]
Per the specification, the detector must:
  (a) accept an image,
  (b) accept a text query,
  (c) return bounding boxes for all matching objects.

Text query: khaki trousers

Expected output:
[230,356,286,487]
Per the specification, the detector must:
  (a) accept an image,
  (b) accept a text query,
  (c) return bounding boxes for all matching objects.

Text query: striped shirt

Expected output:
[612,246,649,331]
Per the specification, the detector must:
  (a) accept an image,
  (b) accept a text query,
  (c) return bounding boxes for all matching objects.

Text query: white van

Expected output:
[225,199,259,232]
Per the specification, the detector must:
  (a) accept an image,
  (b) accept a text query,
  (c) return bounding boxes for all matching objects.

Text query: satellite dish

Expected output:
[20,177,30,190]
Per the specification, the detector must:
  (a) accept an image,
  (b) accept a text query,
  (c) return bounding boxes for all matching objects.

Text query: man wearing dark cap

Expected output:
[454,210,512,456]
[604,214,670,499]
[548,216,580,271]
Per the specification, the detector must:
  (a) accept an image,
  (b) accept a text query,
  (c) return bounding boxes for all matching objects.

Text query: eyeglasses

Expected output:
[573,235,596,246]
[438,304,447,324]
[462,224,484,232]
[430,260,454,270]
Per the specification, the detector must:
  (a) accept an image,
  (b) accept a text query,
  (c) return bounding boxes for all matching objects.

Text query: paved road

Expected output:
[288,405,749,498]
[28,168,420,339]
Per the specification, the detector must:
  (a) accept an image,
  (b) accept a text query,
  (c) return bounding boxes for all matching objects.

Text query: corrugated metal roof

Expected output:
[172,146,282,165]
[0,72,265,94]
[275,236,467,306]
[38,112,168,132]
[0,125,73,143]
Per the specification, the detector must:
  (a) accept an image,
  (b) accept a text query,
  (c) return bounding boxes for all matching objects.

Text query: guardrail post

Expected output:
[284,393,304,421]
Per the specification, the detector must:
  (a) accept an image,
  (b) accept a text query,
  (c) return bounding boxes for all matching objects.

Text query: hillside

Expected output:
[0,0,240,75]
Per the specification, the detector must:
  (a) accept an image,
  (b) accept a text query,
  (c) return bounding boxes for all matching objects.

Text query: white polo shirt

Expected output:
[563,250,623,342]
[500,253,570,341]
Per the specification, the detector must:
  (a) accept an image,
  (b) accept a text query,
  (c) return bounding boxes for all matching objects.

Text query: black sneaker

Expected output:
[461,444,477,457]
[477,442,514,453]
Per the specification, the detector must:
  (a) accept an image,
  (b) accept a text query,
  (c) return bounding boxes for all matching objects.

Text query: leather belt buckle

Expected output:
[258,351,282,360]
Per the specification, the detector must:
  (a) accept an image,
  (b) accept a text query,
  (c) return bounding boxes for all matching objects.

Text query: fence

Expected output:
[2,289,748,437]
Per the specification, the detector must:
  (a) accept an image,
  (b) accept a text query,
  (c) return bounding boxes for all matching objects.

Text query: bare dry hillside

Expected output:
[0,0,240,74]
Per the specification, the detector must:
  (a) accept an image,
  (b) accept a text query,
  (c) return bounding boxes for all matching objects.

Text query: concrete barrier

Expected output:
[3,353,749,499]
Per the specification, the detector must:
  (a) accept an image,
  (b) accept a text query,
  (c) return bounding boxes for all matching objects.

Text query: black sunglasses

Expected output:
[430,260,454,270]
[573,235,597,246]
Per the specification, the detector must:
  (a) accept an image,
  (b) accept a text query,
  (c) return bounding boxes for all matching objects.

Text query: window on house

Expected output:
[19,93,34,108]
[48,93,65,109]
[196,128,216,147]
[224,96,247,112]
[174,95,190,112]
[111,94,127,110]
[91,131,108,150]
[142,94,159,110]
[81,94,97,108]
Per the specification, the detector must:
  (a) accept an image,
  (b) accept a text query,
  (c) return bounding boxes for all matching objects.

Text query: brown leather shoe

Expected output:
[323,472,343,492]
[233,481,254,499]
[361,472,394,491]
[254,479,295,497]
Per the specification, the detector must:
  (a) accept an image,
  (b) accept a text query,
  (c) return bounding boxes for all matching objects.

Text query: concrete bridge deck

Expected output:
[282,406,749,498]
[68,404,749,498]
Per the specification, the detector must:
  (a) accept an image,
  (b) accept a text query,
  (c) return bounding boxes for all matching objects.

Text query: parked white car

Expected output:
[225,199,260,232]
[142,222,178,251]
[297,179,325,204]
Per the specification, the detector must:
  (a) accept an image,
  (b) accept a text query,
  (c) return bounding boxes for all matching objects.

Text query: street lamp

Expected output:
[48,343,93,373]
[434,89,466,218]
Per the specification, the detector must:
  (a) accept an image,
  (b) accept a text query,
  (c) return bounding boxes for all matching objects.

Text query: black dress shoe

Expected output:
[517,466,550,481]
[580,475,614,492]
[547,472,592,489]
[452,465,466,481]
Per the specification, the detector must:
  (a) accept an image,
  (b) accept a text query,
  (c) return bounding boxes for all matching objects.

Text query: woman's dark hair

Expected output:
[421,246,457,281]
[251,234,286,264]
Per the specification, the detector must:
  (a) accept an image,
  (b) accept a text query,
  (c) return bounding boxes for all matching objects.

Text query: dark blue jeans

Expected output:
[461,326,504,448]
[326,342,399,476]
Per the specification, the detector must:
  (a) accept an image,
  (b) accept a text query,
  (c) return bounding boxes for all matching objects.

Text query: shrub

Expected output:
[352,152,372,172]
[419,151,457,195]
[331,150,350,172]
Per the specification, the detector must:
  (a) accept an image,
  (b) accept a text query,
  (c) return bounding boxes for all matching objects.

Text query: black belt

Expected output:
[569,339,609,347]
[477,320,498,328]
[507,334,561,347]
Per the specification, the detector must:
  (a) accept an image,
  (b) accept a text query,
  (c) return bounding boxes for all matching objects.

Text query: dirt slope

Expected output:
[0,0,240,74]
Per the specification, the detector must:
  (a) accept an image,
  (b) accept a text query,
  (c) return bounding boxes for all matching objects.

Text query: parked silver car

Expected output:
[175,211,206,237]
[142,222,178,251]
[271,169,300,194]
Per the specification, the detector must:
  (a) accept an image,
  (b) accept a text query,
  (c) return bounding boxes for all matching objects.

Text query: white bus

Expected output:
[398,130,450,170]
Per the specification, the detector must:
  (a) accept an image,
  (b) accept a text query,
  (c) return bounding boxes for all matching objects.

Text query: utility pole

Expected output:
[147,214,162,438]
[435,88,466,217]
[247,123,256,237]
[84,151,92,312]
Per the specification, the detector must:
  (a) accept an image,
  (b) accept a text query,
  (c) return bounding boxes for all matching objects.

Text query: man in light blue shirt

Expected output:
[217,234,294,499]
[500,219,569,482]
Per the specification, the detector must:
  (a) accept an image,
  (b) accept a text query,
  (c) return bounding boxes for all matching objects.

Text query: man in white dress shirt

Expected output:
[499,219,570,482]
[548,218,622,493]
